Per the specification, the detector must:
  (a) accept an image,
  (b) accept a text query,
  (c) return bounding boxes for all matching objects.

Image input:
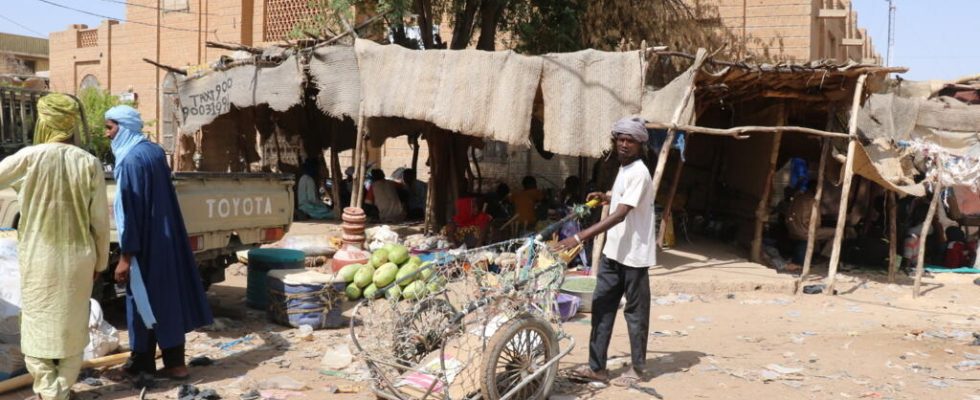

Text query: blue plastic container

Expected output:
[246,248,305,309]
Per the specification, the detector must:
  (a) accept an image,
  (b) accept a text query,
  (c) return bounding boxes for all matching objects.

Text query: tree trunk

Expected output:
[414,0,434,49]
[450,0,480,50]
[476,0,507,51]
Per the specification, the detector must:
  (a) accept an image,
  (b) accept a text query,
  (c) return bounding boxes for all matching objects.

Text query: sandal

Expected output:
[569,365,608,382]
[156,369,190,381]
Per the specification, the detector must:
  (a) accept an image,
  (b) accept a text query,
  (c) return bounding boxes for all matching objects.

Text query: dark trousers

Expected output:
[125,330,186,375]
[589,255,651,372]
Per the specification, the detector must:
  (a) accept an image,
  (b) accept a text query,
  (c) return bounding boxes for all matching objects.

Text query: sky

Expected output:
[0,0,976,81]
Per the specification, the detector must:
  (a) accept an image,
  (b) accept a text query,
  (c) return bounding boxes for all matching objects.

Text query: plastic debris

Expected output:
[766,364,803,374]
[82,377,103,387]
[928,379,949,389]
[297,325,314,341]
[802,284,837,295]
[320,344,354,370]
[657,315,674,321]
[258,376,308,391]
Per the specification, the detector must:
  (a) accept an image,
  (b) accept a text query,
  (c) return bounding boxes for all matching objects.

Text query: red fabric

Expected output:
[453,197,491,228]
[944,241,969,268]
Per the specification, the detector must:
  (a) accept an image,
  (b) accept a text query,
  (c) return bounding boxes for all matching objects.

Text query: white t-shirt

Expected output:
[602,159,657,268]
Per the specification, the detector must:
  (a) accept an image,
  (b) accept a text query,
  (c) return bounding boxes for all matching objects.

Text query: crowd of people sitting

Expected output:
[767,176,977,274]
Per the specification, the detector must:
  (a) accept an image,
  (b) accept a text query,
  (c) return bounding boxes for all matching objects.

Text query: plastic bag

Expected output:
[0,239,20,345]
[0,343,24,380]
[84,299,119,360]
[273,235,338,257]
[365,226,399,252]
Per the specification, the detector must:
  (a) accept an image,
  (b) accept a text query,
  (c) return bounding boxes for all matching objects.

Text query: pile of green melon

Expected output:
[338,243,443,301]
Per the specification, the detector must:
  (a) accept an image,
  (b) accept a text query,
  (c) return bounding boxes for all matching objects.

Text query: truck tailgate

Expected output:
[172,173,294,235]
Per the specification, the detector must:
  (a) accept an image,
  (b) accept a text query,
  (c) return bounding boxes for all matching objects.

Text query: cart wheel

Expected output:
[393,297,458,367]
[480,316,559,400]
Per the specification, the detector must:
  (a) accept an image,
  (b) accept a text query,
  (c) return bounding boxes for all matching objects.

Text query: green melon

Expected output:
[388,245,410,265]
[396,263,419,287]
[374,262,399,287]
[363,283,379,299]
[354,264,375,288]
[403,280,428,300]
[370,249,389,267]
[338,263,361,283]
[385,285,401,301]
[345,283,361,300]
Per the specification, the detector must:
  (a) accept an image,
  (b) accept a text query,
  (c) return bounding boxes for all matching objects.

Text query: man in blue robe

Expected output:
[105,105,213,380]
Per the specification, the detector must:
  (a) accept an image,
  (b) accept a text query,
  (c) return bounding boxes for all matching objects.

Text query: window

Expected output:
[264,0,325,42]
[161,72,179,154]
[163,0,189,12]
[79,75,100,90]
[22,60,36,73]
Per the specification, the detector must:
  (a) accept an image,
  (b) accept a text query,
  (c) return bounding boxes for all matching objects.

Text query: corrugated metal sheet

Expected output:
[0,33,49,57]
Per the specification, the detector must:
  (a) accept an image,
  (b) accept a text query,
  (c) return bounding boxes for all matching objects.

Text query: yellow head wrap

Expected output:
[34,93,80,144]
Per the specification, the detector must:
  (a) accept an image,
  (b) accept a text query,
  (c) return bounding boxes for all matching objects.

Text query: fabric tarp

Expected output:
[177,55,304,133]
[309,45,361,120]
[539,49,644,157]
[855,93,980,196]
[354,39,542,146]
[641,49,708,129]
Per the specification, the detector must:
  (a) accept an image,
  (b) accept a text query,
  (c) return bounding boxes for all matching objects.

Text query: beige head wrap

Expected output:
[34,93,80,144]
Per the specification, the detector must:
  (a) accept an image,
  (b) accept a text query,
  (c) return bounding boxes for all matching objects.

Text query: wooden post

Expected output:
[826,73,869,295]
[796,138,830,293]
[351,114,368,209]
[751,104,786,263]
[913,184,941,298]
[659,157,684,245]
[887,191,898,283]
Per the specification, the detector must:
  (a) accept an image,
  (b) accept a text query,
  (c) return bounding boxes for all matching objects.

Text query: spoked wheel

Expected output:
[480,316,559,400]
[393,297,459,368]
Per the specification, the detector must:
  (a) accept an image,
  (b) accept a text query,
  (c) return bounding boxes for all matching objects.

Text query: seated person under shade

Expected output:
[297,159,334,220]
[446,196,492,248]
[510,176,544,227]
[365,169,406,223]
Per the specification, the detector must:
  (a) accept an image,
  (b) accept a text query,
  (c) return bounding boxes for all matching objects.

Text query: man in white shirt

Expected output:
[556,117,656,387]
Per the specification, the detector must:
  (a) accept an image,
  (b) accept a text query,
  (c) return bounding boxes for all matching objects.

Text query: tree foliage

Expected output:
[78,87,135,162]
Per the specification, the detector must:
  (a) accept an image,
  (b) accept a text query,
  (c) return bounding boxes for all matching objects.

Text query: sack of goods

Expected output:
[267,269,347,329]
[0,238,23,380]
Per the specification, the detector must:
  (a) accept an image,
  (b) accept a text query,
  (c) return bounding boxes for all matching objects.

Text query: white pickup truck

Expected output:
[0,87,295,300]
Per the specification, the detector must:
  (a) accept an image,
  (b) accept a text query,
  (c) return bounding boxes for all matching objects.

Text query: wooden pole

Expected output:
[644,121,851,139]
[826,73,869,295]
[351,114,368,209]
[658,157,684,245]
[751,104,786,263]
[887,191,899,283]
[0,351,145,394]
[913,184,941,298]
[328,145,342,214]
[797,138,830,293]
[649,69,701,248]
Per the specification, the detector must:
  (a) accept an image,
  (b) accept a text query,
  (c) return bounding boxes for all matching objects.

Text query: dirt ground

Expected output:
[10,222,979,400]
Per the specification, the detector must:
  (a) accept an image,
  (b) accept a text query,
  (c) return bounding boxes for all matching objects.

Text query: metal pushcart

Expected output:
[349,202,597,400]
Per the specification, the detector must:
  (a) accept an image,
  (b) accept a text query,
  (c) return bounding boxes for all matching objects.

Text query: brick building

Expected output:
[706,0,880,63]
[48,0,878,188]
[0,32,49,76]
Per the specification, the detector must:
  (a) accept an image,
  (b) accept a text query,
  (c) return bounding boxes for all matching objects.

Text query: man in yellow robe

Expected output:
[0,94,110,400]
